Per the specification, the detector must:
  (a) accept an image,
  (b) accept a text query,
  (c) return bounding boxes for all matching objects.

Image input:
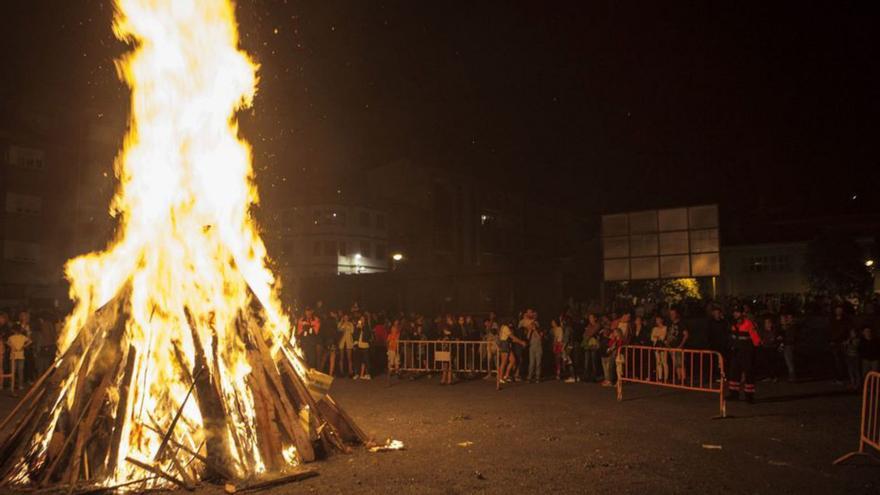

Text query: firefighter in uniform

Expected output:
[727,305,761,403]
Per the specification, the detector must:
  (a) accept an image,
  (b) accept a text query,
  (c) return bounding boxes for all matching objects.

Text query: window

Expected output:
[745,255,791,273]
[7,146,45,171]
[375,244,387,260]
[5,193,42,215]
[313,241,321,256]
[376,214,386,229]
[359,210,371,228]
[323,240,336,256]
[3,240,40,263]
[359,240,371,258]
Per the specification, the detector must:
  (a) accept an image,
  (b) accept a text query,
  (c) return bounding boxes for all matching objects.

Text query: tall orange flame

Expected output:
[8,0,297,487]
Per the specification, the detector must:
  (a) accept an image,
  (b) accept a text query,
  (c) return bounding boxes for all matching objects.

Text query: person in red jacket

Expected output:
[727,305,761,403]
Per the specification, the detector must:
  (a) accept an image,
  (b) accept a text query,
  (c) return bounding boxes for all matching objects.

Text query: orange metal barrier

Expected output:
[616,345,726,418]
[397,340,501,389]
[834,370,880,465]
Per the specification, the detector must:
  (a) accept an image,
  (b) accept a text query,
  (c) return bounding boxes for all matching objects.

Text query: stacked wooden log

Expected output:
[0,290,368,493]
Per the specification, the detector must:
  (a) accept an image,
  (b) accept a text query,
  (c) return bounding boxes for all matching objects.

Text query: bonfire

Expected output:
[0,0,368,491]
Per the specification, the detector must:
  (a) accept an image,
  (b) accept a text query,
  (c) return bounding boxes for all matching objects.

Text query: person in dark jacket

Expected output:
[353,316,373,380]
[829,304,853,383]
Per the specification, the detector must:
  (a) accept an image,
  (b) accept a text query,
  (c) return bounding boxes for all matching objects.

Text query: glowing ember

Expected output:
[0,0,362,490]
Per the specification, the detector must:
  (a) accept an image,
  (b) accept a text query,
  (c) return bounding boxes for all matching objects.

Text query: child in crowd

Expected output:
[6,326,31,394]
[843,328,861,390]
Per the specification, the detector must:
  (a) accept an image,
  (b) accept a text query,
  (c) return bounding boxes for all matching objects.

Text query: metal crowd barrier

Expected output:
[616,345,727,418]
[834,370,880,465]
[396,340,501,389]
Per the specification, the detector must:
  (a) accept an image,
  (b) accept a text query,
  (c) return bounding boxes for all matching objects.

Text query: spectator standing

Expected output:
[758,316,782,382]
[337,314,355,377]
[296,307,321,369]
[608,328,624,386]
[599,322,615,387]
[843,328,861,390]
[321,311,339,376]
[527,318,544,383]
[33,313,57,377]
[372,318,388,377]
[353,317,373,380]
[439,317,456,385]
[551,319,564,380]
[512,313,531,382]
[498,321,515,383]
[665,308,689,383]
[582,313,600,382]
[707,305,729,376]
[6,326,30,394]
[17,310,35,383]
[482,318,498,380]
[651,315,669,383]
[0,311,11,377]
[728,305,761,403]
[829,305,853,384]
[387,322,401,378]
[779,311,798,382]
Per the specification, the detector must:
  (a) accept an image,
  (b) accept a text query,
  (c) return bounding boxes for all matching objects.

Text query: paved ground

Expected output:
[1,376,877,494]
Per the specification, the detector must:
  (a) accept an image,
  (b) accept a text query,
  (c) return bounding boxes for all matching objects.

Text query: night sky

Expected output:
[2,1,878,226]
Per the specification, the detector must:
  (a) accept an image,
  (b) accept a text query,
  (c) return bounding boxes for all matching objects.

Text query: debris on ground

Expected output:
[702,444,723,450]
[451,413,472,421]
[457,441,474,447]
[368,439,406,453]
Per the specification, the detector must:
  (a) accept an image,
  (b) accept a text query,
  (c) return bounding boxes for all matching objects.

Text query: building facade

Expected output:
[272,203,390,278]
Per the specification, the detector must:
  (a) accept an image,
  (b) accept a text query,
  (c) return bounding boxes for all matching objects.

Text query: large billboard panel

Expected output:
[601,204,720,281]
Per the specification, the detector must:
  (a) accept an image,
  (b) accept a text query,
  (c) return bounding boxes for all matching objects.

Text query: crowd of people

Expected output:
[0,309,60,395]
[3,293,879,403]
[292,296,880,403]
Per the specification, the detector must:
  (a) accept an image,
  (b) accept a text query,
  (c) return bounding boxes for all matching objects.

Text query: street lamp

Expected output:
[866,259,875,268]
[392,253,403,261]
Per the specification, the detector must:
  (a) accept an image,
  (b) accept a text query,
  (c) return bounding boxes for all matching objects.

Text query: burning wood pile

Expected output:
[0,0,372,492]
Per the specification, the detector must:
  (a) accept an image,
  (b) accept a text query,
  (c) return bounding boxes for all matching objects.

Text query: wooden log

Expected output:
[245,352,283,471]
[275,350,347,452]
[152,365,203,463]
[320,394,370,445]
[105,346,136,477]
[65,363,120,486]
[247,331,314,462]
[168,445,196,489]
[185,310,237,481]
[0,304,107,480]
[0,357,57,433]
[124,457,191,491]
[41,314,126,487]
[230,468,318,493]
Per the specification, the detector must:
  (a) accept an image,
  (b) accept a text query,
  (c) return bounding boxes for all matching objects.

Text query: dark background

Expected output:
[2,0,878,222]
